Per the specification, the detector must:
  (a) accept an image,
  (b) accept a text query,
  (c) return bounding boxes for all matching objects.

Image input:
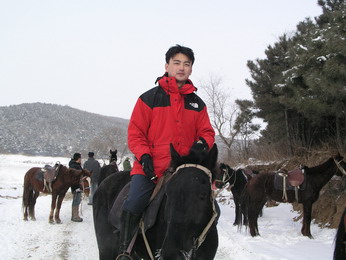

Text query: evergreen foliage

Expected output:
[246,0,346,153]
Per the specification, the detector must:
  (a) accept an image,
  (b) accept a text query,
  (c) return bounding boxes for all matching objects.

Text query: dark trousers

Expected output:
[123,174,156,215]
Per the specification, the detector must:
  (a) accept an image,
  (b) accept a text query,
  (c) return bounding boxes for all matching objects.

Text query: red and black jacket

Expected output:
[128,76,215,179]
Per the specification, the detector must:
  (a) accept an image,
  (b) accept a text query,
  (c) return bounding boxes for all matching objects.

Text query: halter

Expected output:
[215,166,235,188]
[142,163,218,260]
[333,158,346,176]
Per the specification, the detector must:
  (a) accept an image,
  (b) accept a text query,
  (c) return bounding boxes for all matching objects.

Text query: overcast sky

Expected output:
[0,1,322,119]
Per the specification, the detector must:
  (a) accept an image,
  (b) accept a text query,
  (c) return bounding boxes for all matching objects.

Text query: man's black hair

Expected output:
[165,44,195,65]
[73,153,81,161]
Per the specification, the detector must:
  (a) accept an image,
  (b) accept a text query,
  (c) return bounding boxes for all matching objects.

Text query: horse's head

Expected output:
[333,153,346,176]
[169,143,218,181]
[109,149,117,163]
[82,169,91,178]
[160,144,218,259]
[214,163,235,189]
[66,168,91,185]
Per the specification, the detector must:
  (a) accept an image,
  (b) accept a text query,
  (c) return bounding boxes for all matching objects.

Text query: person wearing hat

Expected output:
[83,152,101,205]
[68,152,83,222]
[122,157,132,171]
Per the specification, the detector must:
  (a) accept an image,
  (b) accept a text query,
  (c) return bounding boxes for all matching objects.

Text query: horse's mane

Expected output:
[303,157,335,175]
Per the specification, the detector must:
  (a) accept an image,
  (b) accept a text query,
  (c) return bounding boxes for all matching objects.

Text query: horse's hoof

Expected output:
[49,219,54,224]
[31,217,36,221]
[23,218,28,221]
[55,219,62,224]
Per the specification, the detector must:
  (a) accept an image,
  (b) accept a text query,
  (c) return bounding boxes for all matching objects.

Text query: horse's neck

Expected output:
[308,158,336,187]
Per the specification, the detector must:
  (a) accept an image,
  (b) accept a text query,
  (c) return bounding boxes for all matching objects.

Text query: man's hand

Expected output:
[190,137,209,154]
[140,154,157,181]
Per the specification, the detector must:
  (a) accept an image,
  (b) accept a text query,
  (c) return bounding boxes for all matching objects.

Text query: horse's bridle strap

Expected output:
[173,163,212,179]
[333,158,346,176]
[173,163,217,250]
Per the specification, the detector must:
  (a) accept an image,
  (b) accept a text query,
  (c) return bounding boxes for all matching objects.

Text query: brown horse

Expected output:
[240,154,346,238]
[22,163,91,223]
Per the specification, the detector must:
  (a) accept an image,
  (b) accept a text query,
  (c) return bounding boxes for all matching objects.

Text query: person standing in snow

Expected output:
[68,152,84,222]
[116,44,215,259]
[122,157,132,171]
[83,152,101,205]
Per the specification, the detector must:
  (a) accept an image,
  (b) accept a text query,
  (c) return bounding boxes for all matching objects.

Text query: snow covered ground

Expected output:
[0,154,337,260]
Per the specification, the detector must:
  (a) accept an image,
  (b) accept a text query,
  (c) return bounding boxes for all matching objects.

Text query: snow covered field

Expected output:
[0,154,337,260]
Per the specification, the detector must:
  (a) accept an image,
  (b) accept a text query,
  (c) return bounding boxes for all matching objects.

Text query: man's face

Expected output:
[165,53,192,85]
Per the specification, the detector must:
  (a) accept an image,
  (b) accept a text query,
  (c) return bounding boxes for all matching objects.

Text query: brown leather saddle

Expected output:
[274,167,306,190]
[38,163,60,192]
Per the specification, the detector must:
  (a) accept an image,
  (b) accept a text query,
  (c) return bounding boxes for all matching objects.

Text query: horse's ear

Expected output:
[110,149,112,154]
[207,143,218,170]
[115,150,117,154]
[170,144,181,164]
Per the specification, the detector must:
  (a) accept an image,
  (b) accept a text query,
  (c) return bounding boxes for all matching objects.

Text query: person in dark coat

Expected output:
[83,152,101,205]
[69,152,83,222]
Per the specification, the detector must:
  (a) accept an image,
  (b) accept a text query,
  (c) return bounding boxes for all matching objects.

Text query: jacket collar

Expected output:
[158,76,196,95]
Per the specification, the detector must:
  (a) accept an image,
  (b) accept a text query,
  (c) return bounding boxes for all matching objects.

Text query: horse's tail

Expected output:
[333,207,346,260]
[238,184,250,232]
[22,171,35,209]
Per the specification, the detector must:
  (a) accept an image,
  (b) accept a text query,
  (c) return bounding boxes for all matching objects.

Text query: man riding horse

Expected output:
[117,45,215,259]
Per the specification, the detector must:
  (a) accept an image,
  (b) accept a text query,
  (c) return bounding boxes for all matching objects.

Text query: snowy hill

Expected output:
[0,103,129,156]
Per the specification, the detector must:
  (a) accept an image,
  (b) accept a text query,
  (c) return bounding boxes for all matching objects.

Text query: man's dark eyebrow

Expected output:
[172,59,191,64]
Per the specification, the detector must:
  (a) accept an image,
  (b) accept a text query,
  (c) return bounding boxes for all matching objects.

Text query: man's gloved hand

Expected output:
[190,137,209,154]
[140,154,157,181]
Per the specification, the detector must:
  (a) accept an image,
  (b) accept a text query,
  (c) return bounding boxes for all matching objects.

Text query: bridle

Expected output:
[333,158,346,176]
[215,166,235,188]
[174,164,218,257]
[144,163,218,260]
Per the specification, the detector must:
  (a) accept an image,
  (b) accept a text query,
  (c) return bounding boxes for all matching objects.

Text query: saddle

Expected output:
[274,167,306,201]
[109,172,173,233]
[38,163,60,192]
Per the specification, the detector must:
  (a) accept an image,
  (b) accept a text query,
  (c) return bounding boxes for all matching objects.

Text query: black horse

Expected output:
[93,144,219,260]
[240,154,346,238]
[215,163,257,226]
[98,149,119,185]
[334,206,346,260]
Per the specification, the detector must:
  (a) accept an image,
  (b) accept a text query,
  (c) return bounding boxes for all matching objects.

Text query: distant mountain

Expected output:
[0,103,129,157]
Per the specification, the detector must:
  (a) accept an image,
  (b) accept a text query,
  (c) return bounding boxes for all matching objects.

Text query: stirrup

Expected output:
[116,252,133,260]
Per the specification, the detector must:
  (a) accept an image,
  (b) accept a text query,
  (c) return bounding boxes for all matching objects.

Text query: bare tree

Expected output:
[199,75,240,159]
[87,127,130,166]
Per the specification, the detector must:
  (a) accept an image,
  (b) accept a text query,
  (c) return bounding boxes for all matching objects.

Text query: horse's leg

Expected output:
[248,198,264,237]
[29,190,39,221]
[248,201,258,236]
[49,193,57,223]
[54,194,65,224]
[301,201,313,238]
[233,195,240,226]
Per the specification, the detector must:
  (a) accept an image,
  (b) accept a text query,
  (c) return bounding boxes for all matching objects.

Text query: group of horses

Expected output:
[21,146,346,260]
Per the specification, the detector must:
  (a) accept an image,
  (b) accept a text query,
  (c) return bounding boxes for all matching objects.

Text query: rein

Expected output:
[334,158,346,176]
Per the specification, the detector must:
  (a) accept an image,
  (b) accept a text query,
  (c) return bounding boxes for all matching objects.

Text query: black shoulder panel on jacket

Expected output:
[184,93,206,112]
[140,86,170,109]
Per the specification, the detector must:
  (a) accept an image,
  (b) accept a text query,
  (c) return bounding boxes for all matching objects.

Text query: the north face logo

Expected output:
[189,102,198,109]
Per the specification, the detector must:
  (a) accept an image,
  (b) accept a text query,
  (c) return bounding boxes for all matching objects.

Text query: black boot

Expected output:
[116,210,141,260]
